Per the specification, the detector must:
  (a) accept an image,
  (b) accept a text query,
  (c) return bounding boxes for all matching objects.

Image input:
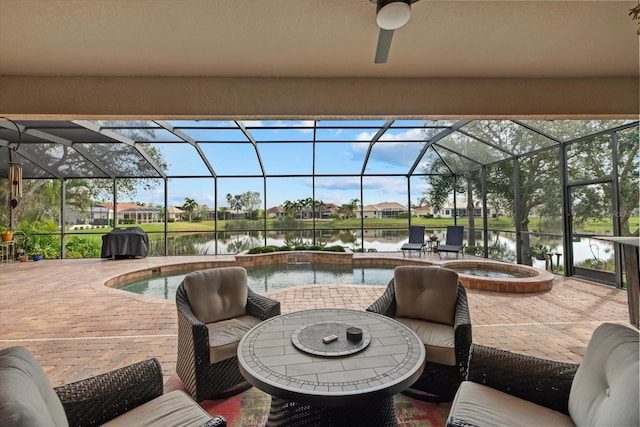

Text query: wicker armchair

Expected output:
[453,344,578,418]
[367,266,472,402]
[0,346,226,427]
[176,266,281,402]
[447,323,639,427]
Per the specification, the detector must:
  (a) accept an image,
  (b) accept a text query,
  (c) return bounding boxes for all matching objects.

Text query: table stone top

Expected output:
[238,308,425,406]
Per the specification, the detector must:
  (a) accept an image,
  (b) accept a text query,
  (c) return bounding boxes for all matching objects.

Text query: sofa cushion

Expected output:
[568,322,639,427]
[396,317,456,366]
[207,315,263,363]
[394,266,458,325]
[0,346,68,427]
[102,390,212,427]
[448,381,575,427]
[184,267,249,324]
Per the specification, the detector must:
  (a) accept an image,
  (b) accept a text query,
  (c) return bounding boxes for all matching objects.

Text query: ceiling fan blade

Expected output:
[374,28,394,64]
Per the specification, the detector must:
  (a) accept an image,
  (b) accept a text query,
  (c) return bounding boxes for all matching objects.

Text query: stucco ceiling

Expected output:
[1,0,638,79]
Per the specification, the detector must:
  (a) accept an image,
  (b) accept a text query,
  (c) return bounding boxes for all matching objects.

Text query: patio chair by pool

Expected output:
[401,225,426,257]
[176,266,281,402]
[367,266,472,402]
[0,346,227,427]
[438,226,465,259]
[447,323,639,427]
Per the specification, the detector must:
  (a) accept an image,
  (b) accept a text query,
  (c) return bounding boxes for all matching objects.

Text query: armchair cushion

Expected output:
[102,390,212,427]
[184,267,248,324]
[394,266,458,325]
[568,322,639,427]
[207,315,262,363]
[450,381,574,427]
[0,346,68,427]
[396,318,456,366]
[1,346,227,427]
[447,323,639,427]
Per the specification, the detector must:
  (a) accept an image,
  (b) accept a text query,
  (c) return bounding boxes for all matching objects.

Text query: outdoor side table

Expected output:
[0,240,14,263]
[238,308,425,426]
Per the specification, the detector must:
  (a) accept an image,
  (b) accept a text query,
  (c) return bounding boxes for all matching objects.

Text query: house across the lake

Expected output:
[357,202,408,219]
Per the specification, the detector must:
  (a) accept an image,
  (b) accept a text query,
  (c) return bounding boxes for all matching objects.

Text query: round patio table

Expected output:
[238,308,425,426]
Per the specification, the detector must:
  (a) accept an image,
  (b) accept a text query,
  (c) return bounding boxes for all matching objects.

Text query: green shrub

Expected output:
[465,245,484,256]
[247,245,280,254]
[247,244,345,254]
[66,236,102,258]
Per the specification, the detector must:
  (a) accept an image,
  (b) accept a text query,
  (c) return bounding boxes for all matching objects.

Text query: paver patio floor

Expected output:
[0,253,631,389]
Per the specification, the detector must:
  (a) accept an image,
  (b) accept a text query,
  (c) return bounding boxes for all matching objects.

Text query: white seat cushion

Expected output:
[448,381,575,427]
[396,317,456,366]
[568,323,639,427]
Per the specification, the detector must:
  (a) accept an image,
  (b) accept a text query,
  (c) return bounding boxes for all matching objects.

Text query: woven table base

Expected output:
[266,396,398,427]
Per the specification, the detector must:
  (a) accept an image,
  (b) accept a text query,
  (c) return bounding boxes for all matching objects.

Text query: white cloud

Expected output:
[239,120,263,127]
[356,128,428,142]
[316,177,361,191]
[240,120,314,133]
[356,131,375,141]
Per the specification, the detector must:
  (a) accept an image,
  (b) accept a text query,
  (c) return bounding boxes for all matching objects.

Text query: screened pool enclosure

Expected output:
[0,118,638,288]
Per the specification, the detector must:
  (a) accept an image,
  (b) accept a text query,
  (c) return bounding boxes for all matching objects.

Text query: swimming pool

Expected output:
[448,266,530,279]
[117,263,395,300]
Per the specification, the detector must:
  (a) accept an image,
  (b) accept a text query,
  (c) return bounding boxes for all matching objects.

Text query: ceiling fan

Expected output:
[370,0,420,63]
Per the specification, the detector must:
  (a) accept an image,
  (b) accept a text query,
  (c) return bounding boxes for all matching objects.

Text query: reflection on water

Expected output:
[149,229,615,271]
[118,263,395,300]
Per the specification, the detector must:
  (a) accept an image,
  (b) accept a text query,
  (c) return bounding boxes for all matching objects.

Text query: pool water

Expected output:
[117,263,395,300]
[448,266,530,279]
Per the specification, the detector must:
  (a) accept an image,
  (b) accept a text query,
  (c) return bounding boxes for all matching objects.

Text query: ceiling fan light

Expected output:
[376,1,411,30]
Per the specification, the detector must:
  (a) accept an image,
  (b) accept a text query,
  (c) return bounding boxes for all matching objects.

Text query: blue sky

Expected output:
[120,119,438,209]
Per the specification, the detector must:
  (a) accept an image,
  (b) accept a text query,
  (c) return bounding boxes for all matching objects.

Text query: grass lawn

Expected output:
[67,215,639,235]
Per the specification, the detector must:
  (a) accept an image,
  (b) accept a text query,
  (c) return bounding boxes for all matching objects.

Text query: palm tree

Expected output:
[300,198,313,219]
[338,204,351,219]
[282,200,296,218]
[349,198,360,216]
[313,199,326,219]
[181,197,198,222]
[218,206,229,221]
[293,198,303,218]
[226,193,243,218]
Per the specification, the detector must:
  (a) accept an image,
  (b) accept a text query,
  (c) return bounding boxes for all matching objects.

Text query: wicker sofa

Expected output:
[0,346,226,427]
[446,322,639,427]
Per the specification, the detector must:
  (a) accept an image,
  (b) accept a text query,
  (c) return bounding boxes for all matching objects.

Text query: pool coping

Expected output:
[103,252,553,296]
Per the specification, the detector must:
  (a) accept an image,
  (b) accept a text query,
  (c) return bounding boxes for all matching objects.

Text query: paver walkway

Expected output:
[0,254,631,389]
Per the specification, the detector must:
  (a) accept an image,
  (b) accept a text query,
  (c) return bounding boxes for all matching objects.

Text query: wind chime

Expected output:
[9,157,22,202]
[3,118,23,228]
[631,2,640,35]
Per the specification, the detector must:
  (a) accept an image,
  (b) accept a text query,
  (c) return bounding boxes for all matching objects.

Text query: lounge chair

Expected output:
[401,225,426,257]
[438,226,465,259]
